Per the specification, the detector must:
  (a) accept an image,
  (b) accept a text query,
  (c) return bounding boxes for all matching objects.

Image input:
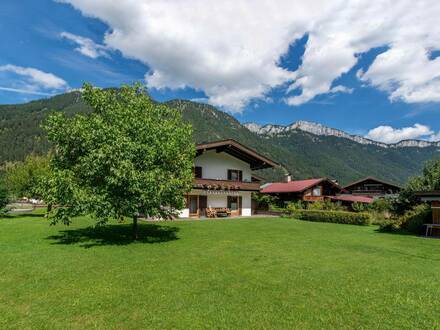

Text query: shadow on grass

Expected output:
[47,223,179,248]
[1,212,45,219]
[374,228,415,236]
[373,228,440,240]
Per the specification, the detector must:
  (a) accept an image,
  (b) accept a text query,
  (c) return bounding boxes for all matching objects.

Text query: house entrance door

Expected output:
[189,195,198,217]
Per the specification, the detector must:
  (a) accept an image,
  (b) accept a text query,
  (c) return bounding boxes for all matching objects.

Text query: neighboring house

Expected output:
[261,178,345,205]
[417,191,440,234]
[179,139,279,218]
[343,177,401,197]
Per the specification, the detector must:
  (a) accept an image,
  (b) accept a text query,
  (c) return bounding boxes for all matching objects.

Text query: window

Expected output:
[312,186,322,196]
[194,166,202,178]
[228,169,243,181]
[227,196,240,211]
[364,184,383,191]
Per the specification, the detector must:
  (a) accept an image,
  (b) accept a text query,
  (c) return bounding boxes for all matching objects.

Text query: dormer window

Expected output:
[228,169,242,182]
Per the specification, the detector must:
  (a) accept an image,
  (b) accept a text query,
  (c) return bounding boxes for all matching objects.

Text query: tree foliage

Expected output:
[3,154,50,199]
[42,83,195,236]
[395,159,440,214]
[251,192,279,210]
[0,181,8,214]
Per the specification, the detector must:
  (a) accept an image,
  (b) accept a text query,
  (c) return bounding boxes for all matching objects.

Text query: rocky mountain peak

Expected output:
[244,121,440,148]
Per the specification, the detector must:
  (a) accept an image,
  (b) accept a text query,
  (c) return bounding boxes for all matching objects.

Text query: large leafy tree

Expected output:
[42,84,195,238]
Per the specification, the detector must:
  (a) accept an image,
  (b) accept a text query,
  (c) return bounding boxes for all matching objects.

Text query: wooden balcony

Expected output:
[193,178,261,191]
[303,195,325,201]
[350,189,385,195]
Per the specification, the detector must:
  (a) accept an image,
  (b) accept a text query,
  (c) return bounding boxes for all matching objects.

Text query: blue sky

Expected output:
[1,0,439,143]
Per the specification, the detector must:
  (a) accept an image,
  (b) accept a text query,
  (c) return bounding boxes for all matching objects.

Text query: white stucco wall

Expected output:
[194,150,252,181]
[207,194,227,208]
[241,191,252,216]
[178,208,189,218]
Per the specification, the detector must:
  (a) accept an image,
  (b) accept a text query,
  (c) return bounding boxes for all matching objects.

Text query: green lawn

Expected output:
[1,213,440,329]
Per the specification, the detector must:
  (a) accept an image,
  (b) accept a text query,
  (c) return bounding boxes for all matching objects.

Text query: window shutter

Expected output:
[238,171,243,182]
[227,170,232,180]
[194,166,202,178]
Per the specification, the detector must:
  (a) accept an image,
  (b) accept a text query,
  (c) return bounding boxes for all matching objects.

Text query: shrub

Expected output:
[352,202,369,212]
[286,209,371,226]
[285,200,305,215]
[400,204,431,234]
[307,200,325,210]
[306,200,345,211]
[370,214,390,226]
[378,218,402,232]
[252,192,279,211]
[370,198,392,213]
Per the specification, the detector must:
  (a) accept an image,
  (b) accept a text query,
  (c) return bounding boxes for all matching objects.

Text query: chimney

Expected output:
[285,173,292,183]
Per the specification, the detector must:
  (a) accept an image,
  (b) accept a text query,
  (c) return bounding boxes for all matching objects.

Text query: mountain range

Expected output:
[245,121,440,148]
[0,91,439,185]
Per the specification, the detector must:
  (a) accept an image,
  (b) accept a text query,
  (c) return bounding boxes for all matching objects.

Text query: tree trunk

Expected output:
[132,214,139,240]
[45,203,53,218]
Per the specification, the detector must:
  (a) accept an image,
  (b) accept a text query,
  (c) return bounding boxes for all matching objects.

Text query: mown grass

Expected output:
[1,212,440,329]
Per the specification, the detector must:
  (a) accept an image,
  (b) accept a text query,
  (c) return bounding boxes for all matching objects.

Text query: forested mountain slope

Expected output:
[1,92,438,185]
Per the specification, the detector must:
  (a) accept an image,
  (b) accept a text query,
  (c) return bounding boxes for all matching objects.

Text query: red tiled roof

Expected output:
[330,195,374,204]
[261,178,324,193]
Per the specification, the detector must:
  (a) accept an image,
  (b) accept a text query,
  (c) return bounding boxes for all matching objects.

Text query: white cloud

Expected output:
[60,32,109,59]
[0,64,68,95]
[329,85,353,94]
[366,124,440,143]
[286,1,440,106]
[429,132,440,142]
[0,86,53,96]
[60,0,440,111]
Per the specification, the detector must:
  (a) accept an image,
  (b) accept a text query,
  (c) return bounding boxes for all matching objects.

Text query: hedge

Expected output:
[286,209,371,226]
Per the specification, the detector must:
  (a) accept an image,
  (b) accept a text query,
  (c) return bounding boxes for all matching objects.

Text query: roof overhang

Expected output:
[196,139,280,170]
[343,176,402,190]
[416,191,440,202]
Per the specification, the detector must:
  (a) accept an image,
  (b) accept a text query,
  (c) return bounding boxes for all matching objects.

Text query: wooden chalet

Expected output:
[180,139,279,218]
[261,178,345,205]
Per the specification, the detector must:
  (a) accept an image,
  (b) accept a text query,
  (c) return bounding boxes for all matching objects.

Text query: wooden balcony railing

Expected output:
[303,195,325,201]
[193,178,261,191]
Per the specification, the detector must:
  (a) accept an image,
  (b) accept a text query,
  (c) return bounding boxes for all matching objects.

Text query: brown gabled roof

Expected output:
[343,176,402,190]
[196,139,280,170]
